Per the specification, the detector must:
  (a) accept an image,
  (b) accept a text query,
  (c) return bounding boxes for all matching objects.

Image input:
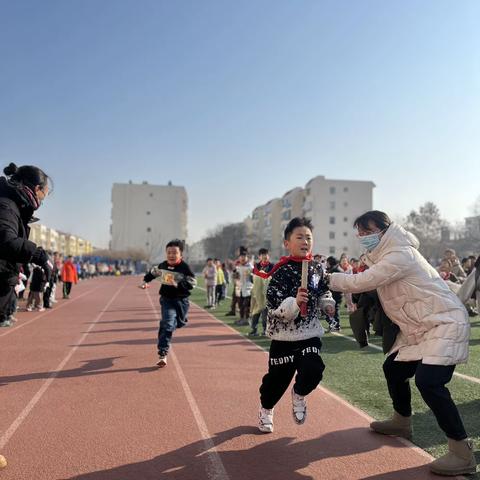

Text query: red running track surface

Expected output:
[0,276,452,479]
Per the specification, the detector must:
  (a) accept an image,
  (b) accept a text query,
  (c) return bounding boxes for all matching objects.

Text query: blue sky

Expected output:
[1,0,479,247]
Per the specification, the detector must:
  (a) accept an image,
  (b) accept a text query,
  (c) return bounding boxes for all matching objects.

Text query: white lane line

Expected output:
[145,293,230,480]
[189,302,439,461]
[330,331,480,386]
[0,279,128,450]
[0,283,99,338]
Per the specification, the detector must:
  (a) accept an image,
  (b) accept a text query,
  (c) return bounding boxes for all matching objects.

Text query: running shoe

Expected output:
[291,387,307,425]
[258,407,274,433]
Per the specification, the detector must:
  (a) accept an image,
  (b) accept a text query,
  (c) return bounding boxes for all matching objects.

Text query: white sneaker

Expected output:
[258,407,274,433]
[292,387,307,425]
[26,306,33,312]
[156,355,167,368]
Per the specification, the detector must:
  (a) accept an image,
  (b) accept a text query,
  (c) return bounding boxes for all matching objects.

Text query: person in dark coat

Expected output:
[0,163,52,327]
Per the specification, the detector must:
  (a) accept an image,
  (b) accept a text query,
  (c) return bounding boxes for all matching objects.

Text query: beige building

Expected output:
[280,187,305,234]
[110,181,188,263]
[28,224,93,256]
[246,175,374,260]
[304,175,375,257]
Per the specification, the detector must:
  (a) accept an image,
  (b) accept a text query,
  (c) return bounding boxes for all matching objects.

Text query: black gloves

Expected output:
[475,256,480,270]
[31,247,53,283]
[31,247,49,266]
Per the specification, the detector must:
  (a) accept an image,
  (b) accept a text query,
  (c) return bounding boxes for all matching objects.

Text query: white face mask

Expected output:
[358,232,382,251]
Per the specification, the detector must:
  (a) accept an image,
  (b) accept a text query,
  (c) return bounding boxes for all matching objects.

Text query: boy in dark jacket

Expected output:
[141,239,196,368]
[256,217,335,433]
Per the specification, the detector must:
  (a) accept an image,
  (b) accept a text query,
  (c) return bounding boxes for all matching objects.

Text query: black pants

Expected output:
[63,282,72,297]
[0,283,16,322]
[383,352,467,440]
[229,288,238,314]
[238,294,251,319]
[215,284,224,304]
[260,337,325,410]
[250,308,267,334]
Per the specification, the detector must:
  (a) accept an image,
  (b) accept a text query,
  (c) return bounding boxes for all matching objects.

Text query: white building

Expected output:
[304,175,375,258]
[247,175,375,260]
[110,181,188,262]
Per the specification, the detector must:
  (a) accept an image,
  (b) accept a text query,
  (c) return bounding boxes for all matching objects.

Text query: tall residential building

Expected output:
[110,181,188,262]
[246,175,374,260]
[304,175,375,257]
[264,198,283,260]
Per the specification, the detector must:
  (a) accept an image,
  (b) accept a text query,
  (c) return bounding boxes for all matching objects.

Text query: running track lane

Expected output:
[0,277,454,479]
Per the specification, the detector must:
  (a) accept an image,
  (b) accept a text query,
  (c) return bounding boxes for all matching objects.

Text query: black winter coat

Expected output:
[0,178,37,285]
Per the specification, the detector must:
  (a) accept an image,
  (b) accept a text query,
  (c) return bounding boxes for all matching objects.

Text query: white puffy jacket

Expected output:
[330,223,469,365]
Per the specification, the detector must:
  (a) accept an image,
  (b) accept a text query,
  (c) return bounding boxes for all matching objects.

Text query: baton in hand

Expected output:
[300,259,308,317]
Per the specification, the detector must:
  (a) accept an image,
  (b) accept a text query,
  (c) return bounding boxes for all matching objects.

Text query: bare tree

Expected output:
[203,222,250,260]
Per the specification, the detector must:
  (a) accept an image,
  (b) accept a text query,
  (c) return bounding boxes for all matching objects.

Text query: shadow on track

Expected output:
[64,426,426,480]
[0,357,158,386]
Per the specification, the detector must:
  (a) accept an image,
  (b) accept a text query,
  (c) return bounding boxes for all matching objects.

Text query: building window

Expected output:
[344,186,349,192]
[330,201,335,210]
[330,186,336,194]
[149,193,153,197]
[343,202,348,207]
[146,227,152,232]
[329,246,335,254]
[344,217,348,222]
[343,232,348,237]
[146,242,150,247]
[146,211,151,215]
[305,188,311,196]
[329,232,335,239]
[329,217,335,225]
[343,247,348,252]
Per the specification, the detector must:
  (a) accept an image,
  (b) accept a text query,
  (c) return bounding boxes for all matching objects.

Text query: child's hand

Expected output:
[296,288,308,307]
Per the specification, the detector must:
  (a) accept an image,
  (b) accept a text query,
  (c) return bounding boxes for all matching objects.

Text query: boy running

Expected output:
[141,239,196,368]
[256,217,334,432]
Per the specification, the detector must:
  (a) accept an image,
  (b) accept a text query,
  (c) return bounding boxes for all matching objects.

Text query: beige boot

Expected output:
[370,411,412,439]
[430,438,477,476]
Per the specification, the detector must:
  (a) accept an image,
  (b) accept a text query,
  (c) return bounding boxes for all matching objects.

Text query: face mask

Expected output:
[358,232,382,251]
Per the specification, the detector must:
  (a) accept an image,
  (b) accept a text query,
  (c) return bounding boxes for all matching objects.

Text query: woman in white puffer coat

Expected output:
[328,211,475,477]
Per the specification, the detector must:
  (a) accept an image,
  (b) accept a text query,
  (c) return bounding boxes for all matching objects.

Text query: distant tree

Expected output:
[403,202,448,260]
[404,202,445,242]
[203,222,249,260]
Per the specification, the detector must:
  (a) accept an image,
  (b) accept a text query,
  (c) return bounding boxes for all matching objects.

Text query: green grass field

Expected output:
[192,277,480,470]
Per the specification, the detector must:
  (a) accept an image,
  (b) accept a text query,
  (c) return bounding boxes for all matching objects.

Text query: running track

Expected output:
[0,276,454,479]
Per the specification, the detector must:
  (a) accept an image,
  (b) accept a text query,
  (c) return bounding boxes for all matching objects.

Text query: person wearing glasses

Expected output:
[327,210,475,477]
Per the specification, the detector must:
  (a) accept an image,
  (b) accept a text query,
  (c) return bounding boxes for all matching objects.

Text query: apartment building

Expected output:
[246,175,374,260]
[110,181,188,263]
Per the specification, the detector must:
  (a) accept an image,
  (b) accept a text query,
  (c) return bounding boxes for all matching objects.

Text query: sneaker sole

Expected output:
[369,426,412,440]
[429,464,477,476]
[258,425,273,433]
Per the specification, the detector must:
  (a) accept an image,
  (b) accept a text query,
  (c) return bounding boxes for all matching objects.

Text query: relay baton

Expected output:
[300,259,308,317]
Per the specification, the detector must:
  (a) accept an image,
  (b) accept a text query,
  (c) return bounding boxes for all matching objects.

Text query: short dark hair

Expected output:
[327,256,337,267]
[206,257,213,262]
[166,239,184,252]
[284,217,313,240]
[354,211,392,231]
[258,248,269,255]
